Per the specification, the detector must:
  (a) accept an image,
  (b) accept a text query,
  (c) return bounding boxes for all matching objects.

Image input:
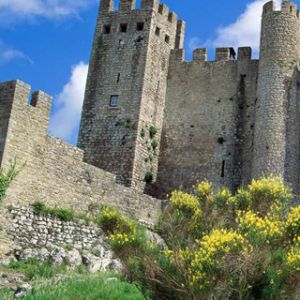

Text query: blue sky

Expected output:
[0,0,286,144]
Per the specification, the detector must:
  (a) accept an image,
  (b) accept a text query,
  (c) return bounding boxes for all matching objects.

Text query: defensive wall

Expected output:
[152,47,259,196]
[0,80,161,226]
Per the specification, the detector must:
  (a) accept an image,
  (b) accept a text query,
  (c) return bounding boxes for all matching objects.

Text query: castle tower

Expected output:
[252,0,300,181]
[78,0,185,188]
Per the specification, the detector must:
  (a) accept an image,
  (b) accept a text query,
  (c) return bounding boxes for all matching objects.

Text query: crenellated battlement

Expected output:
[171,47,254,64]
[263,0,299,18]
[0,80,52,116]
[100,0,178,23]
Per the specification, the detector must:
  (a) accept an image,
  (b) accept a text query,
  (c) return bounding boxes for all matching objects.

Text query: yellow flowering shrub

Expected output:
[286,246,300,273]
[170,191,201,217]
[177,229,248,290]
[99,207,139,248]
[248,176,292,211]
[169,191,202,233]
[237,210,283,243]
[215,187,232,208]
[195,181,212,200]
[230,187,252,209]
[286,206,300,239]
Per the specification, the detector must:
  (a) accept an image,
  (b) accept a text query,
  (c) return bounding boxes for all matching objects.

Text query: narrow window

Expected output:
[117,73,120,83]
[165,34,170,44]
[136,22,144,31]
[221,160,226,178]
[168,12,173,22]
[103,25,111,34]
[110,95,119,107]
[120,23,128,33]
[155,27,161,37]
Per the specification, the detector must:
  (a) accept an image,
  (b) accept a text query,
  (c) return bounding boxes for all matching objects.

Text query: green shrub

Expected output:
[149,126,157,139]
[151,140,158,151]
[112,177,300,300]
[0,159,20,202]
[140,128,145,138]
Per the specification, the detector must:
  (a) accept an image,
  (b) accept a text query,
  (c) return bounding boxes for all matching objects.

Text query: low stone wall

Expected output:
[7,206,103,251]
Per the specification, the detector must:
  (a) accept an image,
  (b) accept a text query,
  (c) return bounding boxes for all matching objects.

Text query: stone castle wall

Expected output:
[152,48,259,196]
[0,80,161,226]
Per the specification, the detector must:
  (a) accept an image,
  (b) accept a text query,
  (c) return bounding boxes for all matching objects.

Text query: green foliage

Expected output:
[140,128,145,138]
[144,171,153,183]
[149,126,157,139]
[0,159,20,202]
[31,202,75,222]
[0,274,146,300]
[7,258,68,280]
[111,176,300,300]
[151,140,158,151]
[98,207,146,250]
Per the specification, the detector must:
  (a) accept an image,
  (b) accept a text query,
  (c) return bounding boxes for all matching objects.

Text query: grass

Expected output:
[0,274,146,300]
[6,258,68,281]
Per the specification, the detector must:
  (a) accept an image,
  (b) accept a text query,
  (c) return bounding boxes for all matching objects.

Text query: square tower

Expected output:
[78,0,185,188]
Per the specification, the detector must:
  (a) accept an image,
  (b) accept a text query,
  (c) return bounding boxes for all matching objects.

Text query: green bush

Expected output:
[113,177,300,300]
[149,126,157,139]
[151,140,158,151]
[0,159,20,202]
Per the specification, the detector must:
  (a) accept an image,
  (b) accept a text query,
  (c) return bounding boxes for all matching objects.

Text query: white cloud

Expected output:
[0,41,33,64]
[190,0,281,56]
[49,62,88,144]
[0,0,97,23]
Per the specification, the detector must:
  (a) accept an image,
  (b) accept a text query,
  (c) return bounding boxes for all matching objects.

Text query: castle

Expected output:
[0,0,300,223]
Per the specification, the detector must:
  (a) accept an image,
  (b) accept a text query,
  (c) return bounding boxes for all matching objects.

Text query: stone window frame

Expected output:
[136,22,144,31]
[165,34,170,44]
[155,27,161,37]
[120,23,128,33]
[103,24,111,34]
[110,95,119,107]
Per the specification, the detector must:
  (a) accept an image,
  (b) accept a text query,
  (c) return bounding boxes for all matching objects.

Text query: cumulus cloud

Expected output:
[0,0,97,24]
[0,41,33,64]
[189,0,281,56]
[49,62,88,144]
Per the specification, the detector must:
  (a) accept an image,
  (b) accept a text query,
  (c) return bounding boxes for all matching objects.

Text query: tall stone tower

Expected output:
[252,0,300,186]
[78,0,185,188]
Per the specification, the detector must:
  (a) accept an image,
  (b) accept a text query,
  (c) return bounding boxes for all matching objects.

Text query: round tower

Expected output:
[252,0,300,180]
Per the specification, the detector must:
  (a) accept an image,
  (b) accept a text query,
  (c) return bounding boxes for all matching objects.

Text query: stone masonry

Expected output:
[1,0,300,241]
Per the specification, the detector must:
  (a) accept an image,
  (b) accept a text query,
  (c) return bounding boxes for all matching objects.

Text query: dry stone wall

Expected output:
[7,206,102,251]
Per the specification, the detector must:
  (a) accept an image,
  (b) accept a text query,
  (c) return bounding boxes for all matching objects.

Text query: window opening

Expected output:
[136,22,144,31]
[110,95,119,107]
[120,24,128,33]
[103,25,111,34]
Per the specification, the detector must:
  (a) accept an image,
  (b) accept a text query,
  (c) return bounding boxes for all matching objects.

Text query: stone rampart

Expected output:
[0,80,161,228]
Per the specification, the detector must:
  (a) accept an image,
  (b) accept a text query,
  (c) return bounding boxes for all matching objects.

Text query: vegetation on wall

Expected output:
[0,160,20,202]
[101,176,300,300]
